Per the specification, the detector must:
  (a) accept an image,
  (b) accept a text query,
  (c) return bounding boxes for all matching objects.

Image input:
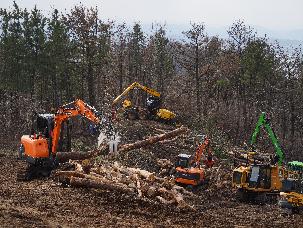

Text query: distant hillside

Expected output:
[268,39,303,50]
[141,23,303,50]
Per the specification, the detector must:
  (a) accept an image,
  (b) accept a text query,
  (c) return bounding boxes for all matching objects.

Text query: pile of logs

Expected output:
[157,158,174,176]
[52,126,200,209]
[52,161,194,210]
[228,147,271,167]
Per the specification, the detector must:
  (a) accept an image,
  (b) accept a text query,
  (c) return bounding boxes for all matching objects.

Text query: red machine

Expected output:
[175,136,214,187]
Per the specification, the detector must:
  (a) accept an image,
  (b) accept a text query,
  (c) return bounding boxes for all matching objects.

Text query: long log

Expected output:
[52,170,87,184]
[69,176,135,194]
[56,127,187,161]
[171,190,187,208]
[156,196,174,205]
[56,150,98,162]
[52,170,87,179]
[118,126,189,153]
[56,144,109,162]
[228,151,269,162]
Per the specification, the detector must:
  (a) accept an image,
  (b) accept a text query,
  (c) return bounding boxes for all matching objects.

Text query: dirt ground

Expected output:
[1,149,303,228]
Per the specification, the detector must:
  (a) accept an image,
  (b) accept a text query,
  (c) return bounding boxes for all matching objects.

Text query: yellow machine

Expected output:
[279,192,303,213]
[278,161,303,213]
[112,82,176,122]
[233,162,285,200]
[232,112,286,201]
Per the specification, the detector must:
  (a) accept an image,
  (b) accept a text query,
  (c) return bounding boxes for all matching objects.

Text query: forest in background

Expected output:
[0,2,302,160]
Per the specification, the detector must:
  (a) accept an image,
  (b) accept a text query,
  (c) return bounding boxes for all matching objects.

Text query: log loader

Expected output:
[232,112,287,201]
[279,161,303,213]
[112,82,176,122]
[18,99,107,180]
[175,135,214,188]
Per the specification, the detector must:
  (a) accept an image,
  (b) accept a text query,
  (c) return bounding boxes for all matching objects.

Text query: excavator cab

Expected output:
[282,162,303,192]
[232,169,245,186]
[175,160,205,187]
[176,154,192,169]
[34,114,54,138]
[288,161,303,173]
[18,113,58,180]
[146,96,161,112]
[248,165,271,189]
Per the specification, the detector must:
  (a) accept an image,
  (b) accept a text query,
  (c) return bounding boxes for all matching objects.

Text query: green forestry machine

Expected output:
[232,112,286,201]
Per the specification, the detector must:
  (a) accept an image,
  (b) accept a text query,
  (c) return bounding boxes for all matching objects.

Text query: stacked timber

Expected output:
[52,161,194,210]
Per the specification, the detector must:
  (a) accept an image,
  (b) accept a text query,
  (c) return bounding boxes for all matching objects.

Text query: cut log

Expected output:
[228,151,269,162]
[151,128,167,134]
[171,189,187,208]
[56,144,109,162]
[52,170,87,185]
[56,150,98,163]
[156,196,174,205]
[127,167,154,179]
[157,137,180,145]
[52,170,86,179]
[118,126,189,153]
[172,185,194,197]
[69,176,135,194]
[56,127,188,162]
[136,179,142,197]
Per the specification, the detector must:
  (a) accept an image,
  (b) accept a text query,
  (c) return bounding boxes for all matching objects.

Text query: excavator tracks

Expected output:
[17,162,52,181]
[17,163,35,181]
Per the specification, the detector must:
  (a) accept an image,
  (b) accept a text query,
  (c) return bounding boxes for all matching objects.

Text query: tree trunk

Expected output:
[69,176,135,194]
[87,60,95,106]
[195,40,201,121]
[118,126,189,153]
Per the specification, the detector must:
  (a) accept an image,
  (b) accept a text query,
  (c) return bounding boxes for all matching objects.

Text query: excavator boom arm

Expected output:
[250,112,266,146]
[194,137,211,166]
[51,99,101,154]
[264,123,285,165]
[112,82,161,106]
[250,112,285,166]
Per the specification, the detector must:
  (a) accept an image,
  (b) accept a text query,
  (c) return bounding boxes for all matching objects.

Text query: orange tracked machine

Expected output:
[18,99,103,180]
[175,136,214,187]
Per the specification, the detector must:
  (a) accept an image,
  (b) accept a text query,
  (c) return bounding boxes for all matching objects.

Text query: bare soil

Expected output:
[1,150,303,228]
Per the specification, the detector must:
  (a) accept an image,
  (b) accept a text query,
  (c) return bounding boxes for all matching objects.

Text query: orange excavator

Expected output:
[18,99,105,180]
[175,135,214,187]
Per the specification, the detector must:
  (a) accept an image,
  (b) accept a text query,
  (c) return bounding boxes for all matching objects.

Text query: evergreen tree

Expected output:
[46,9,72,107]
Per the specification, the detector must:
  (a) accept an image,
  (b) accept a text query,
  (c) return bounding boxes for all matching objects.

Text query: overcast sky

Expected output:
[2,0,303,32]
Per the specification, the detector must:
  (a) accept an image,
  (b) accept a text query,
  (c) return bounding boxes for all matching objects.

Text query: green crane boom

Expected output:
[250,112,285,166]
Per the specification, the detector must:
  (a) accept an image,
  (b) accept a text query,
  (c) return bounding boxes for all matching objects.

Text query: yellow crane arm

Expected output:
[112,82,161,106]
